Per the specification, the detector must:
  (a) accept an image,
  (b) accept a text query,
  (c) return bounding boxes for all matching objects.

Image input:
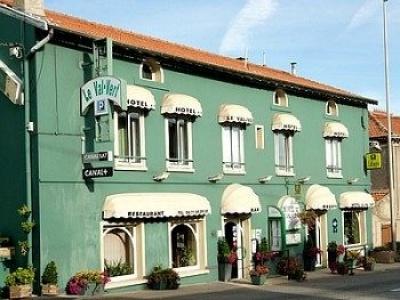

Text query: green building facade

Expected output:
[0,1,377,293]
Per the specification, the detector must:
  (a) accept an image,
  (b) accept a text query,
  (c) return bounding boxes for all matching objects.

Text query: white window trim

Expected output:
[273,89,289,107]
[325,138,343,178]
[255,125,265,150]
[165,118,194,172]
[100,221,146,289]
[342,211,367,247]
[274,132,295,177]
[221,125,246,175]
[113,111,147,171]
[168,220,208,276]
[139,60,164,83]
[326,101,339,116]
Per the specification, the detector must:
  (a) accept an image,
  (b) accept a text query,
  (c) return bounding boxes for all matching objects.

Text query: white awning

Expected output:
[272,113,302,131]
[218,104,253,124]
[305,184,337,210]
[126,85,155,110]
[339,192,374,210]
[161,94,202,116]
[103,193,211,219]
[323,122,349,138]
[221,184,261,214]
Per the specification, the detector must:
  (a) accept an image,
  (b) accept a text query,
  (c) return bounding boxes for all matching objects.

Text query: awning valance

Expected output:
[323,122,349,138]
[339,192,374,210]
[103,193,211,219]
[161,94,202,116]
[305,184,337,210]
[218,104,253,124]
[127,85,155,110]
[221,184,261,214]
[272,113,301,131]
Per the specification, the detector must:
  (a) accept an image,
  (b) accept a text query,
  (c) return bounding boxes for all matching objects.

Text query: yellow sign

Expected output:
[365,152,382,170]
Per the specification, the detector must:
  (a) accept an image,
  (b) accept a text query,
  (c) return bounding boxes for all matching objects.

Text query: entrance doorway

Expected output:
[306,214,327,267]
[224,218,250,279]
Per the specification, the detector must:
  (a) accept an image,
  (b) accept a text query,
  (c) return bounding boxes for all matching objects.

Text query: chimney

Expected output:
[14,0,45,17]
[290,62,297,75]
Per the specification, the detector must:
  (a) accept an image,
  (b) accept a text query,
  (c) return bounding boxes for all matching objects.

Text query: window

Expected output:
[222,124,245,173]
[169,220,207,272]
[274,131,294,176]
[165,117,193,171]
[269,219,282,251]
[343,211,365,245]
[273,89,288,107]
[326,101,338,116]
[102,222,145,285]
[140,59,163,82]
[114,110,146,170]
[255,125,264,150]
[325,138,342,178]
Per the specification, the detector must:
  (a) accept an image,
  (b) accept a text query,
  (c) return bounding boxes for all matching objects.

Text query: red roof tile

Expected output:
[369,110,400,138]
[0,0,377,104]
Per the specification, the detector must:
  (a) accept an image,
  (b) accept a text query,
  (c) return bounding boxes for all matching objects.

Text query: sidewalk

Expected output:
[36,263,400,300]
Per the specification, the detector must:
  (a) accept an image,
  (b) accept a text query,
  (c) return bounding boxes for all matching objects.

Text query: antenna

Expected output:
[245,47,249,68]
[262,51,266,66]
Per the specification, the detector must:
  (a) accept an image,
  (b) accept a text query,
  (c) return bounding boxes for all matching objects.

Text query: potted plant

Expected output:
[41,261,58,296]
[327,241,338,273]
[286,257,306,281]
[337,262,349,275]
[5,267,35,299]
[361,256,376,271]
[369,245,395,263]
[345,250,360,275]
[217,238,237,282]
[249,265,268,285]
[104,260,133,277]
[65,270,110,296]
[303,239,321,271]
[147,265,180,290]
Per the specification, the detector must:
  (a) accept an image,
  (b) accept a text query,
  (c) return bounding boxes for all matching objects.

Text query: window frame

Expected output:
[268,218,282,251]
[325,137,343,178]
[113,109,147,171]
[165,116,194,172]
[221,124,246,174]
[100,221,146,288]
[274,131,294,176]
[342,210,366,246]
[273,89,289,107]
[255,125,265,150]
[326,101,338,116]
[139,59,164,83]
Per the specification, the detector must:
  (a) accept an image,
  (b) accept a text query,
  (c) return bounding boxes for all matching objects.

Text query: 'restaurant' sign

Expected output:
[82,151,113,163]
[82,167,113,179]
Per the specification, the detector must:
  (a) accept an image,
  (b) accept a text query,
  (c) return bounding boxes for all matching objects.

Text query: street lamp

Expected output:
[382,0,396,252]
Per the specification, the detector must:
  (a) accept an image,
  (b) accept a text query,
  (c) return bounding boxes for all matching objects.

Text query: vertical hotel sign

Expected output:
[80,76,126,115]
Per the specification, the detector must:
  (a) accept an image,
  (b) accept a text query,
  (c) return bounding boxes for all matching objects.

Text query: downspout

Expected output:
[24,27,53,266]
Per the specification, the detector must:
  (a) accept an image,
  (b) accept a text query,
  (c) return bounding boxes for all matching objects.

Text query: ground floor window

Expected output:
[343,211,366,245]
[268,219,282,251]
[169,220,206,271]
[102,222,144,283]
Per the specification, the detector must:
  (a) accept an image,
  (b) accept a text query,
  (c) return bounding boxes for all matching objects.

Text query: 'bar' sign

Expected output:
[82,167,113,180]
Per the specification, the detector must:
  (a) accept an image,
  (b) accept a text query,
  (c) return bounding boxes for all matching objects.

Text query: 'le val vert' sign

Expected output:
[80,76,126,115]
[365,152,382,170]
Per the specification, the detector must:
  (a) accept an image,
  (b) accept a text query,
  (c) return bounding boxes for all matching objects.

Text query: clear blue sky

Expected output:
[45,0,400,113]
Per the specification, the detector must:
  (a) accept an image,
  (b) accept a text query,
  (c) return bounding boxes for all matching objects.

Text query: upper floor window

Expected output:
[326,101,338,116]
[273,89,288,107]
[140,58,163,82]
[114,85,155,170]
[218,104,253,174]
[325,138,342,178]
[161,94,202,172]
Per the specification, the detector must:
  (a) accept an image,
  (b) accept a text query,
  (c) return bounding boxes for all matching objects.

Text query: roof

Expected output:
[369,110,400,138]
[0,0,377,105]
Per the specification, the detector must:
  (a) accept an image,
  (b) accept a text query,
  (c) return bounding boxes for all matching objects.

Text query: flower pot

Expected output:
[82,283,104,296]
[250,275,266,285]
[303,257,316,272]
[41,284,58,296]
[364,262,375,271]
[9,284,32,299]
[150,280,168,290]
[218,262,232,282]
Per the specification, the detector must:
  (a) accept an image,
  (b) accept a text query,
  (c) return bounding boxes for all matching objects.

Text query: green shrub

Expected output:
[147,265,180,290]
[104,260,133,277]
[41,261,58,285]
[5,267,35,286]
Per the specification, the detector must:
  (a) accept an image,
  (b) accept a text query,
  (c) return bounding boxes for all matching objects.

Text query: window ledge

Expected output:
[275,170,295,177]
[176,269,210,278]
[167,165,195,173]
[115,163,148,171]
[223,169,246,175]
[105,277,147,289]
[327,173,343,179]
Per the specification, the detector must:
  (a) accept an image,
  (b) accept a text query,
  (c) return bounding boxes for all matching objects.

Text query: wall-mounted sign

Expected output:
[365,152,382,170]
[278,196,301,230]
[286,233,301,245]
[80,76,126,115]
[82,167,113,179]
[94,98,109,116]
[82,151,113,163]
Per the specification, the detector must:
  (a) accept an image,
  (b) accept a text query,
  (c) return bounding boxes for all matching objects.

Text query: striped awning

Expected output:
[323,122,349,138]
[339,192,374,210]
[218,104,253,124]
[161,94,202,116]
[221,184,261,214]
[272,113,301,131]
[103,193,211,219]
[305,184,337,210]
[126,85,155,110]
